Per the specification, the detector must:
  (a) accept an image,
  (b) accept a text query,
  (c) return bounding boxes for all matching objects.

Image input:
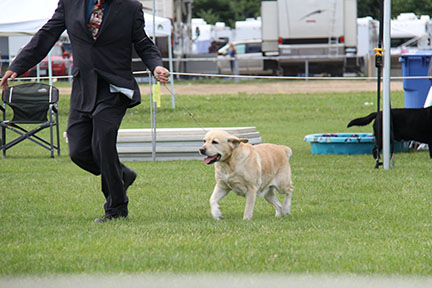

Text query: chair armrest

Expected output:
[0,105,4,113]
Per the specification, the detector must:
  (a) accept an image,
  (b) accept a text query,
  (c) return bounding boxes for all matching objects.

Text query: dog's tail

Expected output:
[347,112,377,128]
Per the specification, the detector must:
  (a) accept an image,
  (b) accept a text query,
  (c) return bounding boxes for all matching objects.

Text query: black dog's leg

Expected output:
[390,126,395,168]
[373,118,383,169]
[374,160,382,169]
[428,143,432,158]
[390,117,395,168]
[373,145,382,168]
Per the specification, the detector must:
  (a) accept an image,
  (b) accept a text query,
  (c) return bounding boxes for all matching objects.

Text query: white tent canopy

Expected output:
[0,0,175,107]
[143,13,171,37]
[0,0,172,37]
[0,0,59,36]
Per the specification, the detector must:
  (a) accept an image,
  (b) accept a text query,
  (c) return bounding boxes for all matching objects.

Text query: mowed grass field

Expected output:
[0,80,431,275]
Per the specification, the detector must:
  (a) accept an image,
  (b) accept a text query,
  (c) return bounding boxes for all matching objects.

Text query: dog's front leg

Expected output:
[209,184,229,220]
[428,143,432,158]
[243,189,257,220]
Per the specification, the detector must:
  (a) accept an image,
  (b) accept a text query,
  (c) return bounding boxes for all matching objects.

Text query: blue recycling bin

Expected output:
[399,51,432,108]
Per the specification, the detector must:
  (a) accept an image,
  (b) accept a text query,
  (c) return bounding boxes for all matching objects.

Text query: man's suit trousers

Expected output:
[67,78,131,217]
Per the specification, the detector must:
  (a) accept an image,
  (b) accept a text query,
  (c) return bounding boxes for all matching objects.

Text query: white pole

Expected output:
[152,101,157,162]
[151,0,156,161]
[149,70,156,161]
[36,64,41,83]
[152,0,156,40]
[48,50,53,86]
[382,0,391,169]
[168,34,175,108]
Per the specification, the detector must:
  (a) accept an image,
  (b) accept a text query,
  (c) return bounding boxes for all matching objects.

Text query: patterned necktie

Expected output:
[88,0,104,40]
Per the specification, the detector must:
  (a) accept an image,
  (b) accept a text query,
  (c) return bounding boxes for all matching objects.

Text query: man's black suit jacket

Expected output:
[9,0,163,111]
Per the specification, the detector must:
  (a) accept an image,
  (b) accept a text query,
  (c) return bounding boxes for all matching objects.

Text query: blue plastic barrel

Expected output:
[399,51,432,108]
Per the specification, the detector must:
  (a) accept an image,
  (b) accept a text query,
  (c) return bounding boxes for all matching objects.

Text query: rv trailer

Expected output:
[261,0,358,76]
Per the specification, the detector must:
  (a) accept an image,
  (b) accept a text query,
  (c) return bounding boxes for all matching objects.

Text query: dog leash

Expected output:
[162,84,207,133]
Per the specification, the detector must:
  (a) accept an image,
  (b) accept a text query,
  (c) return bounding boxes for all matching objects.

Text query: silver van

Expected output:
[217,40,276,75]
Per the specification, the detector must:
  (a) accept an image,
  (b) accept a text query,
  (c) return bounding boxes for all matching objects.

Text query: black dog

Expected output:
[347,107,432,163]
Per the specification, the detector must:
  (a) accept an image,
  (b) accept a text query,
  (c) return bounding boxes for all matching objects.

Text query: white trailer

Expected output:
[261,0,358,76]
[390,13,432,55]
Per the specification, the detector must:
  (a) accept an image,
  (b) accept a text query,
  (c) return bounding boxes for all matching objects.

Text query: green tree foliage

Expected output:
[192,0,260,27]
[391,0,432,18]
[192,0,432,27]
[357,0,382,19]
[358,0,432,19]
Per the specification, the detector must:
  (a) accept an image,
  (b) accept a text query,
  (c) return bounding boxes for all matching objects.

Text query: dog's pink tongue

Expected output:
[203,155,218,164]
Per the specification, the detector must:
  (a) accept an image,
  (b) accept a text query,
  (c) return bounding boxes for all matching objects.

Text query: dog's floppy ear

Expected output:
[228,136,248,147]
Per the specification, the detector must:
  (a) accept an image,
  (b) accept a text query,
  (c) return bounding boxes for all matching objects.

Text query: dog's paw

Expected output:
[211,210,223,220]
[282,206,291,215]
[282,209,291,216]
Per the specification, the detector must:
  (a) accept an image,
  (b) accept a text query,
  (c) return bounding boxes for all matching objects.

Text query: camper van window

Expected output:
[391,38,415,48]
[246,43,261,53]
[236,44,246,54]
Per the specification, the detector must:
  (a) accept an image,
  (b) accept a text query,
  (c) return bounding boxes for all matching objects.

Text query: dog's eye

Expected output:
[212,140,219,144]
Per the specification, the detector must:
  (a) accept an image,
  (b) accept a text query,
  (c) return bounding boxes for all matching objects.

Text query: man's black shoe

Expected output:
[94,215,128,223]
[123,168,137,192]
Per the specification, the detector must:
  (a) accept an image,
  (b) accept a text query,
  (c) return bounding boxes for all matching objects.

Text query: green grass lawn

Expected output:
[1,83,431,275]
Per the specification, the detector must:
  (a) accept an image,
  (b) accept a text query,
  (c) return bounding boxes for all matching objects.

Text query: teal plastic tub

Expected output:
[304,133,409,155]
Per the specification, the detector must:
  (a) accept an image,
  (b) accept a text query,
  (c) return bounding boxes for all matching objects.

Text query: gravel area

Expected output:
[58,80,403,95]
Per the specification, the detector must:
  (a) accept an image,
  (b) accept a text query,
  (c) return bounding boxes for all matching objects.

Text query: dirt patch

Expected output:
[58,80,403,96]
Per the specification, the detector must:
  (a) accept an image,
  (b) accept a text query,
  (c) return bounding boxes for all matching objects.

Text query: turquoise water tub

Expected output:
[304,133,409,155]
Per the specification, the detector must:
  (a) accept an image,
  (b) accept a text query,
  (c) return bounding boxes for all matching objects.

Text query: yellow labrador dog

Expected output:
[199,129,293,220]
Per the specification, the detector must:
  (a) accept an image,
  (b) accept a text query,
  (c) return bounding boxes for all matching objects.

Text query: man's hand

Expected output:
[1,70,18,91]
[153,66,170,84]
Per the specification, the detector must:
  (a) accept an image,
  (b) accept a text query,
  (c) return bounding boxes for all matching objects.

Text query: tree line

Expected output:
[192,0,432,28]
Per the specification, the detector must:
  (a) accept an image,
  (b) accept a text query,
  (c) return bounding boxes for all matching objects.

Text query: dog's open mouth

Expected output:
[203,154,221,165]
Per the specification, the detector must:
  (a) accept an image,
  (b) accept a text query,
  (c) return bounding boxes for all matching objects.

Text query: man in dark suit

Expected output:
[1,0,170,223]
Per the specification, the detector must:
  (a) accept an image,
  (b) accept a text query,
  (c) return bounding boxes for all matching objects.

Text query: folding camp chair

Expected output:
[1,83,60,158]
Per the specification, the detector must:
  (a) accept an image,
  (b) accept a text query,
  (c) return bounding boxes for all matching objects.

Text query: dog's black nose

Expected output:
[199,148,206,155]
